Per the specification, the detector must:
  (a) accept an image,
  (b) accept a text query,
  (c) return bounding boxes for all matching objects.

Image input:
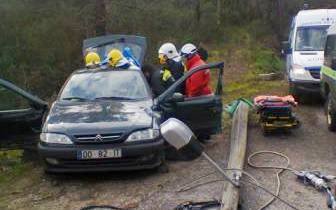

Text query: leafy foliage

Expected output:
[252,47,284,74]
[0,0,335,99]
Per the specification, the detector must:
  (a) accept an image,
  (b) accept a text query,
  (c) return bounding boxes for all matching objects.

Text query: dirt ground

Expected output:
[0,134,230,210]
[242,100,336,210]
[0,99,335,210]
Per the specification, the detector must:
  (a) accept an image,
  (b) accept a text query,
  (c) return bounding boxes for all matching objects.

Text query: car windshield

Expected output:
[295,26,329,51]
[60,70,150,101]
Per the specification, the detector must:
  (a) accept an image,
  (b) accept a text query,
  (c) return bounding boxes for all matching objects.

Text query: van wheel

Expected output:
[289,83,299,98]
[289,83,307,103]
[326,93,336,132]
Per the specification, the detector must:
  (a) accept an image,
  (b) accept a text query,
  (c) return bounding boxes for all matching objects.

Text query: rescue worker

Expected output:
[85,52,101,69]
[158,43,185,93]
[106,49,140,70]
[180,43,212,97]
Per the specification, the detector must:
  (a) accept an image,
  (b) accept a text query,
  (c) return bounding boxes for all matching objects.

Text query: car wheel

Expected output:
[197,133,211,143]
[157,162,169,173]
[326,93,336,132]
[165,146,200,161]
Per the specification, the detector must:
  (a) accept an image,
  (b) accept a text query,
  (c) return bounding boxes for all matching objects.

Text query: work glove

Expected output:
[162,68,172,82]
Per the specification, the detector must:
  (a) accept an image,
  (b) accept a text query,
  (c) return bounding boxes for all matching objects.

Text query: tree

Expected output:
[195,0,201,25]
[216,0,223,26]
[95,0,106,36]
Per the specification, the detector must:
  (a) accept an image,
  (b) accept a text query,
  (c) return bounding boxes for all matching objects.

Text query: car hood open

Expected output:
[43,100,154,136]
[83,35,147,67]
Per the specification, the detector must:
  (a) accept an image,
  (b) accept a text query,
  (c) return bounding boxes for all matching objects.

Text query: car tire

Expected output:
[197,133,211,143]
[157,162,169,173]
[165,147,197,161]
[326,93,336,132]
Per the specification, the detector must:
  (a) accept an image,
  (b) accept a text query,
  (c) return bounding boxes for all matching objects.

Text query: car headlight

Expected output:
[292,64,306,75]
[126,129,160,142]
[40,133,73,144]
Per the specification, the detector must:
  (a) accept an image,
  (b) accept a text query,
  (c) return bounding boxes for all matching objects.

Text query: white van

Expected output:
[283,9,336,98]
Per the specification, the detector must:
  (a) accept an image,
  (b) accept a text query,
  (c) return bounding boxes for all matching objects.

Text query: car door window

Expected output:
[0,85,31,111]
[159,63,223,135]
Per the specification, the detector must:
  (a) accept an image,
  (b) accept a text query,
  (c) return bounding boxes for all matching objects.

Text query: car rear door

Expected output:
[0,79,47,149]
[157,62,224,136]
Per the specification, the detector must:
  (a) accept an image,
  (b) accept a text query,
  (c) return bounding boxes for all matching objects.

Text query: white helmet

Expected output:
[180,43,197,57]
[158,43,179,60]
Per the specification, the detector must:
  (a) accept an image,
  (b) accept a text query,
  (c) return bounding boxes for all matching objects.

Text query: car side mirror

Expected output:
[167,93,184,103]
[331,58,336,70]
[281,41,292,55]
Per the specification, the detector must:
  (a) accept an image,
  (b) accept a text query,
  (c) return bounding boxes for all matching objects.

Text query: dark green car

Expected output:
[321,25,336,132]
[0,35,225,172]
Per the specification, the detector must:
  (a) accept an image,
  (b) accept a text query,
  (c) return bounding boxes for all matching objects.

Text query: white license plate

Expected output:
[77,149,122,160]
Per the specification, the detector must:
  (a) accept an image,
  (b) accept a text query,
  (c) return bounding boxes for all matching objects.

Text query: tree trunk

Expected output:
[195,0,201,25]
[95,0,106,36]
[216,0,222,26]
[277,0,284,40]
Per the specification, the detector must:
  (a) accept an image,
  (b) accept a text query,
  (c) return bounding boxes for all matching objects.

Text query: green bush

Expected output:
[252,47,284,74]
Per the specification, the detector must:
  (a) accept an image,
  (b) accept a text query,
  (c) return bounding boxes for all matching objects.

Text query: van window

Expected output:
[295,26,329,51]
[325,35,336,56]
[288,17,296,46]
[325,35,336,69]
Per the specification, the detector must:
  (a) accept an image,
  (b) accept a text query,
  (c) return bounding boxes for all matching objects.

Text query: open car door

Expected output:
[83,34,147,67]
[157,62,224,137]
[0,78,47,149]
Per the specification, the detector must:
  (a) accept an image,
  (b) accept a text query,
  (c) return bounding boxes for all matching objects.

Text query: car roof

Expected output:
[296,9,336,27]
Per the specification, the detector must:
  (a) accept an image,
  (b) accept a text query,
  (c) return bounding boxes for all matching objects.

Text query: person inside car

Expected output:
[104,49,140,70]
[180,43,212,98]
[142,64,166,97]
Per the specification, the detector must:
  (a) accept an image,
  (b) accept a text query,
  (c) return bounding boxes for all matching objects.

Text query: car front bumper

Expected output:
[290,80,321,93]
[38,138,165,173]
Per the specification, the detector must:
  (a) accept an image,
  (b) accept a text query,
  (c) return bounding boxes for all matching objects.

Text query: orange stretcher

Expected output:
[254,95,299,134]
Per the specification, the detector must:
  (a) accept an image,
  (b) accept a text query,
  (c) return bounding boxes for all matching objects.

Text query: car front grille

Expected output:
[73,133,124,144]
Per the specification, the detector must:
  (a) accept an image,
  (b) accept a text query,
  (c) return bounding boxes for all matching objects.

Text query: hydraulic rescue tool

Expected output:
[295,171,336,210]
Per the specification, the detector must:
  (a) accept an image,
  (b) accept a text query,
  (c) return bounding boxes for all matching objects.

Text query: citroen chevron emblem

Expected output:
[95,134,103,142]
